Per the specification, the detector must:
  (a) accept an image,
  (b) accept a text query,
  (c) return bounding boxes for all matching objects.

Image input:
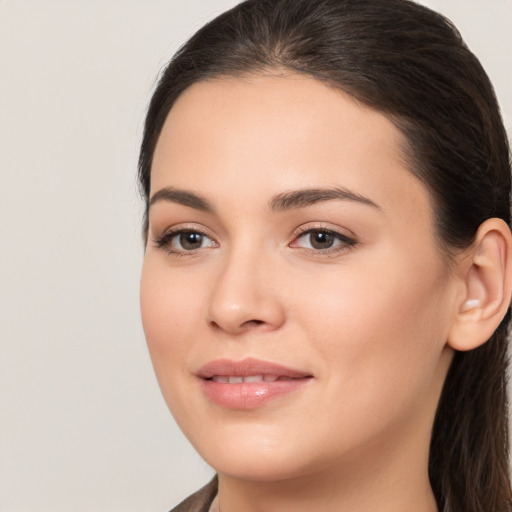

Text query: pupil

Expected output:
[311,231,333,249]
[180,232,202,250]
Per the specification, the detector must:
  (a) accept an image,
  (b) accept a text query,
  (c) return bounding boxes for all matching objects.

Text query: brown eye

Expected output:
[309,231,335,249]
[153,228,217,254]
[291,228,356,253]
[179,231,205,250]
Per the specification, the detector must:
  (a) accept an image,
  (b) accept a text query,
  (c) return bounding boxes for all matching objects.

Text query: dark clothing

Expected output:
[169,477,218,512]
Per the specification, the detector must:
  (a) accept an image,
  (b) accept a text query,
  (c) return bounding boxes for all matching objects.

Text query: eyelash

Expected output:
[152,225,357,257]
[291,226,357,255]
[152,227,217,257]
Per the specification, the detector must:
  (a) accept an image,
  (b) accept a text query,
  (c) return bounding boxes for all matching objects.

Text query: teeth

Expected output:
[211,375,281,383]
[212,376,229,383]
[244,375,263,383]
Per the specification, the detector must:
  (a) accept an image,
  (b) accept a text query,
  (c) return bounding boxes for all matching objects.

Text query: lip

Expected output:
[197,358,313,409]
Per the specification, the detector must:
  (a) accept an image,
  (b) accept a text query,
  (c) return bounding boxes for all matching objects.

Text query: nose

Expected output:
[206,248,286,335]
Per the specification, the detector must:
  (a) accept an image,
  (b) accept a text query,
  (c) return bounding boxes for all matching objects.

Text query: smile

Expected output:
[198,358,313,409]
[210,375,301,383]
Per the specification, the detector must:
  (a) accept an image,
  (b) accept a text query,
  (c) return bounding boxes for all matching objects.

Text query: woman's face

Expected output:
[140,74,458,481]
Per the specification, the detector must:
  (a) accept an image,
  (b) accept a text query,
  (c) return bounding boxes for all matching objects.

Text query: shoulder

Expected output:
[169,476,218,512]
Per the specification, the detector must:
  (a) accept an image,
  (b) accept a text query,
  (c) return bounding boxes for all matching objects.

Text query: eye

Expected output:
[153,228,217,254]
[291,228,356,253]
[175,231,210,250]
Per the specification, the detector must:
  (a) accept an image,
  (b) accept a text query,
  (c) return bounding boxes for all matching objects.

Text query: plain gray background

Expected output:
[1,1,511,511]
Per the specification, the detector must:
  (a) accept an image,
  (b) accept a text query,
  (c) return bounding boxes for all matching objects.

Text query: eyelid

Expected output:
[290,223,358,254]
[293,222,356,238]
[152,223,218,254]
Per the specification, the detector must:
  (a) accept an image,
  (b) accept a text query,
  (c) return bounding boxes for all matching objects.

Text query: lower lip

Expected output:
[201,379,311,409]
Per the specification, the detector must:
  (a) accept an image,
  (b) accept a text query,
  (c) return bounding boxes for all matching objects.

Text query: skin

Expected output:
[140,73,466,512]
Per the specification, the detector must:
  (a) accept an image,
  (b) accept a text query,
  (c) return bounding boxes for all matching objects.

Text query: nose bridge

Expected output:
[207,239,285,334]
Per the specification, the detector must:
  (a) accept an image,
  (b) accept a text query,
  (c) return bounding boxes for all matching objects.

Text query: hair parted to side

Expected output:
[138,1,512,510]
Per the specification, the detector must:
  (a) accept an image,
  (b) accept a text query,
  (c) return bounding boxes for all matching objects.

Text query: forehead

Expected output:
[151,73,431,220]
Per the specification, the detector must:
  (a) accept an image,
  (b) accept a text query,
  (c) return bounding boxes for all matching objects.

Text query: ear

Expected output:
[448,218,512,351]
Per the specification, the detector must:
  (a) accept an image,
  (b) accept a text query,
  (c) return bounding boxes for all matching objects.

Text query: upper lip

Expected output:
[196,357,313,379]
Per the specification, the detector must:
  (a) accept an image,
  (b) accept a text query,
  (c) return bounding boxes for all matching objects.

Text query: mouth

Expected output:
[197,358,313,409]
[209,375,304,383]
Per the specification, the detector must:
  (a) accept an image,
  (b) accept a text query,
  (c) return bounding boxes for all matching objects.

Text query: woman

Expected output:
[138,0,512,510]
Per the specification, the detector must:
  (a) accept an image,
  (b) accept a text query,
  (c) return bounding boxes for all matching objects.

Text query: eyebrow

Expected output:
[269,187,381,212]
[149,187,214,212]
[148,185,381,213]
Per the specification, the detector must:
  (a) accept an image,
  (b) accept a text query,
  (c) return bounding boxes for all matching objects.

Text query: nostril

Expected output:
[242,319,265,327]
[208,318,265,332]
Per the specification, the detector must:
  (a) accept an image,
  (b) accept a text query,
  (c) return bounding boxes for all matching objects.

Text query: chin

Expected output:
[186,420,343,484]
[206,452,311,482]
[183,423,307,481]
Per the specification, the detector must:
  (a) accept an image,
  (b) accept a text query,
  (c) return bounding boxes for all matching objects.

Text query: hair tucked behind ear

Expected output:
[138,1,512,510]
[429,325,511,511]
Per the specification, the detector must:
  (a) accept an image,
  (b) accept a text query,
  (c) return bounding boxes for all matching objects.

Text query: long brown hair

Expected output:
[138,1,512,510]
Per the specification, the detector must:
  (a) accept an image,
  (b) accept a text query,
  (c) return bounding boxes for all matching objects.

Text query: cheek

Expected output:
[291,253,450,417]
[140,258,204,380]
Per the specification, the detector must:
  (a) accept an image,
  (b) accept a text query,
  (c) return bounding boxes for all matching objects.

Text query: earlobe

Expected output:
[448,218,512,352]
